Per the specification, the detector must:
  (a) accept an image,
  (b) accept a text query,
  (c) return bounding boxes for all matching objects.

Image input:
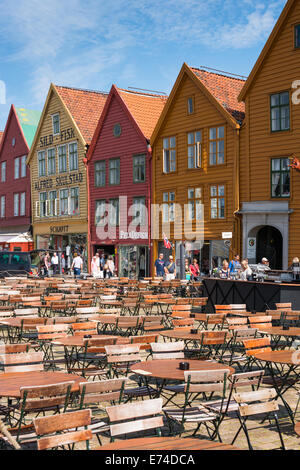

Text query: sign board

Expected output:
[247,238,256,259]
[222,232,232,239]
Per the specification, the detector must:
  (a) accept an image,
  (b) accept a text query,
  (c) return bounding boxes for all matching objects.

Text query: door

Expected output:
[256,226,283,269]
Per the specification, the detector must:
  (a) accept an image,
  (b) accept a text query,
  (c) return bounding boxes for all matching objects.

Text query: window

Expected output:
[47,148,56,175]
[14,157,20,179]
[210,185,225,219]
[271,158,290,198]
[0,196,5,218]
[69,142,78,171]
[38,151,46,177]
[70,187,79,215]
[109,198,119,225]
[187,97,194,114]
[21,156,27,178]
[39,192,47,218]
[133,154,146,183]
[270,92,290,132]
[59,189,69,216]
[20,192,26,216]
[132,197,146,226]
[58,145,67,173]
[163,137,176,173]
[162,192,175,222]
[95,200,106,225]
[52,114,60,135]
[48,190,57,216]
[109,158,120,185]
[14,193,19,216]
[1,162,6,182]
[188,131,202,169]
[209,126,225,165]
[94,161,106,187]
[188,188,202,220]
[295,24,300,48]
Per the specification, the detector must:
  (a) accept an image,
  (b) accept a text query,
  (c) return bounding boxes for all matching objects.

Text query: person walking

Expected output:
[61,254,66,274]
[51,252,59,275]
[91,255,100,278]
[154,253,165,278]
[164,255,176,280]
[106,256,115,278]
[190,258,200,281]
[43,252,50,277]
[72,253,83,278]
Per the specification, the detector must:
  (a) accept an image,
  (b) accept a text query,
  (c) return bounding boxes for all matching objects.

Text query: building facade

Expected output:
[238,0,300,269]
[87,85,167,277]
[27,84,108,270]
[151,63,245,274]
[0,106,40,251]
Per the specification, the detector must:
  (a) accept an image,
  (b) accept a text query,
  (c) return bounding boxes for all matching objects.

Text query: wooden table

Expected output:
[250,350,300,422]
[257,327,300,349]
[52,335,120,348]
[95,436,240,450]
[131,359,234,381]
[0,371,85,398]
[160,330,203,342]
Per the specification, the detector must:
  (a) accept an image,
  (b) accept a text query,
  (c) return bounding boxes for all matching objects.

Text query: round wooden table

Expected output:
[160,330,203,342]
[0,371,85,398]
[257,327,300,350]
[52,335,119,348]
[95,436,240,450]
[131,359,234,381]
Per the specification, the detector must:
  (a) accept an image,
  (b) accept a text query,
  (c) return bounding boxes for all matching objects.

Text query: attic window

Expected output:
[187,97,194,114]
[295,24,300,48]
[52,114,60,135]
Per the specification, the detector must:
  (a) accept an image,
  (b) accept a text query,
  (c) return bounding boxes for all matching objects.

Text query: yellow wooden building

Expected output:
[27,84,107,270]
[238,0,300,269]
[150,63,245,273]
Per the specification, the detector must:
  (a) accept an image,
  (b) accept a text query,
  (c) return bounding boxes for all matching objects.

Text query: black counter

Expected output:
[202,278,300,312]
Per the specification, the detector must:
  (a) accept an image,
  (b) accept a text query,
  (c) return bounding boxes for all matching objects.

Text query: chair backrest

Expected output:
[151,341,185,360]
[233,388,278,417]
[248,316,272,328]
[14,308,39,316]
[200,331,227,345]
[71,322,97,336]
[172,318,194,329]
[36,324,69,340]
[106,398,163,438]
[104,344,141,364]
[184,369,230,394]
[33,409,92,450]
[229,304,247,311]
[130,334,159,348]
[230,370,264,390]
[20,381,74,412]
[83,336,116,353]
[79,378,127,407]
[243,337,272,355]
[275,303,292,311]
[232,328,258,339]
[75,307,99,315]
[0,344,29,354]
[214,305,232,313]
[226,317,248,330]
[0,352,44,372]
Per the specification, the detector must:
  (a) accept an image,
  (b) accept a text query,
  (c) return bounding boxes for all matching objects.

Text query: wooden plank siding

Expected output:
[239,0,300,264]
[151,70,241,263]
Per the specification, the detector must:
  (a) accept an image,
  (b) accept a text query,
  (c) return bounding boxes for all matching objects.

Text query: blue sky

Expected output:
[0,0,287,130]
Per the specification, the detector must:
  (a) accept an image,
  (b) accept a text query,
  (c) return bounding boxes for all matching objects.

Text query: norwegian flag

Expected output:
[163,233,172,250]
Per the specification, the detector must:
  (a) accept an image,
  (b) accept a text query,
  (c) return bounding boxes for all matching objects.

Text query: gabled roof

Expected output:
[55,85,108,144]
[87,85,167,161]
[15,107,41,148]
[189,67,245,123]
[151,63,245,146]
[117,88,168,140]
[238,0,295,101]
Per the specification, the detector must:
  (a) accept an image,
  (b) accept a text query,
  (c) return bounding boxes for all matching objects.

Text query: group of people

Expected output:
[154,253,177,280]
[91,253,115,279]
[218,254,271,280]
[40,251,84,278]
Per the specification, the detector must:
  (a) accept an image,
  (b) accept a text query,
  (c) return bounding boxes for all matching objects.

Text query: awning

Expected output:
[0,232,33,244]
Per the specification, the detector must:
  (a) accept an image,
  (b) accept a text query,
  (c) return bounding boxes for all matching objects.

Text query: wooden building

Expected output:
[0,106,40,251]
[238,0,300,269]
[87,85,167,277]
[151,63,245,273]
[27,84,108,270]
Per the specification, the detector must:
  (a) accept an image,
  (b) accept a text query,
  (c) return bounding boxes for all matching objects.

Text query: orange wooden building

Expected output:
[150,63,245,273]
[238,0,300,269]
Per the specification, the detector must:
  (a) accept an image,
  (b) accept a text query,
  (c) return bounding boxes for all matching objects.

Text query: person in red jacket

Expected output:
[189,258,200,281]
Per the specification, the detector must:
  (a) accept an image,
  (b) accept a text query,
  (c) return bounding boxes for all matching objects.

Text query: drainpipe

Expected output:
[233,127,241,257]
[147,141,152,277]
[83,144,90,274]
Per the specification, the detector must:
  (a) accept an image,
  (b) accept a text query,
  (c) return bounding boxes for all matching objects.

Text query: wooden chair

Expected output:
[195,313,226,330]
[0,352,44,373]
[71,322,98,336]
[150,341,185,360]
[14,308,39,317]
[68,337,116,378]
[36,324,69,369]
[33,409,92,450]
[141,315,164,333]
[248,316,272,330]
[171,305,192,318]
[106,398,164,442]
[78,378,127,444]
[232,388,286,450]
[275,303,292,311]
[242,337,272,371]
[105,344,142,378]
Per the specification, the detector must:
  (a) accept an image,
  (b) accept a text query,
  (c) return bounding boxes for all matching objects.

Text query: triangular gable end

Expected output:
[0,105,30,157]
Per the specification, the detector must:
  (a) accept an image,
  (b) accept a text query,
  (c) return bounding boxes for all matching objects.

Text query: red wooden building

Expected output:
[87,85,167,278]
[0,105,40,251]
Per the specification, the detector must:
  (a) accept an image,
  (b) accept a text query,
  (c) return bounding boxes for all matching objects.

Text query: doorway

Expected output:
[256,226,283,269]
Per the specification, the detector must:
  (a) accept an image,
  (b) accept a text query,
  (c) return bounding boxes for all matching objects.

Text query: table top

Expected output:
[95,436,239,450]
[0,318,40,328]
[258,327,300,337]
[295,422,300,437]
[250,350,300,365]
[131,359,234,381]
[0,371,85,398]
[160,330,203,341]
[53,335,127,347]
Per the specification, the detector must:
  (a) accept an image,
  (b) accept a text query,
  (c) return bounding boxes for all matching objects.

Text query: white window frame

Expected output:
[39,192,47,218]
[109,198,119,226]
[59,188,69,216]
[48,190,58,217]
[70,186,79,215]
[0,195,5,218]
[14,193,19,217]
[1,161,6,182]
[132,196,146,226]
[188,131,202,169]
[95,199,106,226]
[14,157,20,179]
[163,137,176,174]
[21,155,27,178]
[162,192,175,222]
[52,113,60,136]
[20,192,26,216]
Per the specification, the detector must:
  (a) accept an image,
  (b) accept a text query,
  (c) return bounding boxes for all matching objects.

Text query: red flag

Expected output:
[163,233,172,249]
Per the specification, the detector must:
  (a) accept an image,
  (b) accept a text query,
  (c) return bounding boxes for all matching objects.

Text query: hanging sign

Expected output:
[247,238,256,259]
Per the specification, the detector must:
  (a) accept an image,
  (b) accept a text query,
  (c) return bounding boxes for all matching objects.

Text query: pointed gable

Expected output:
[54,86,108,144]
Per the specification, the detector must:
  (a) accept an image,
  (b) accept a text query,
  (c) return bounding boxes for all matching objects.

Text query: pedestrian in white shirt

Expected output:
[51,252,59,275]
[72,254,83,278]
